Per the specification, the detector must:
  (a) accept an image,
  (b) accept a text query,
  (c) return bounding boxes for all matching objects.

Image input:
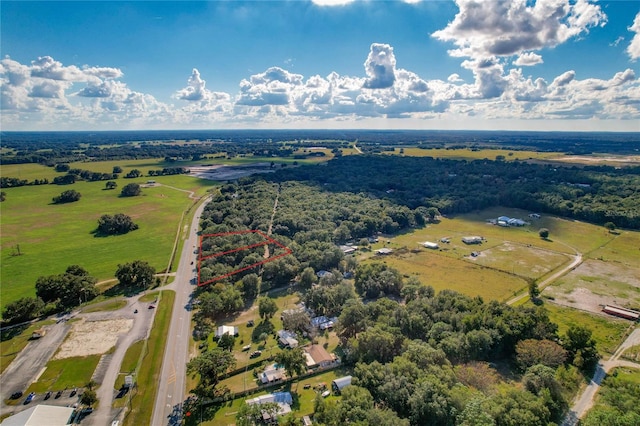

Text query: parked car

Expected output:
[24,392,35,404]
[321,390,330,398]
[10,391,23,400]
[134,309,138,314]
[44,391,52,400]
[148,305,156,309]
[70,388,77,397]
[55,390,62,399]
[249,350,262,358]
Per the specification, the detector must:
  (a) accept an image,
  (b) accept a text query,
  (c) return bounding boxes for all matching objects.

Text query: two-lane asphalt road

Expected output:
[151,197,210,426]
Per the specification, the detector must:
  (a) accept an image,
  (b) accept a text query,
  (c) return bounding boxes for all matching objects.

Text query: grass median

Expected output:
[124,290,175,426]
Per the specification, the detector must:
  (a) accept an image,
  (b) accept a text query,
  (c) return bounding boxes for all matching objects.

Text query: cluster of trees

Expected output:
[582,369,640,425]
[1,265,99,324]
[115,260,157,289]
[147,167,190,176]
[96,213,139,235]
[120,183,141,197]
[52,190,81,204]
[317,287,600,425]
[268,155,640,229]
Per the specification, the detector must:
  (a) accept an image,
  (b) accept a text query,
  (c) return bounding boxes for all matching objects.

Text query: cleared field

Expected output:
[471,242,570,281]
[544,259,640,313]
[376,250,528,302]
[542,302,630,356]
[1,174,212,309]
[384,147,563,161]
[589,230,640,267]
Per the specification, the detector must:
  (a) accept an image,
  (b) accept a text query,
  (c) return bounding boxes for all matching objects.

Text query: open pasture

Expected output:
[589,230,640,267]
[378,250,529,302]
[453,207,616,255]
[544,259,640,313]
[369,207,606,301]
[0,174,211,309]
[385,147,562,161]
[471,242,570,281]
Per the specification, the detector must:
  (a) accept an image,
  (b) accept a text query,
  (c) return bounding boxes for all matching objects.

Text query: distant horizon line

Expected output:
[2,128,638,134]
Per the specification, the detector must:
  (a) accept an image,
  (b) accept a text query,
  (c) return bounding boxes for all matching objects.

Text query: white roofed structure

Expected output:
[1,405,74,426]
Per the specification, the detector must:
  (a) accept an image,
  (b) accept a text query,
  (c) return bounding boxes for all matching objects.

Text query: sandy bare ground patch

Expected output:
[544,259,640,314]
[53,318,133,359]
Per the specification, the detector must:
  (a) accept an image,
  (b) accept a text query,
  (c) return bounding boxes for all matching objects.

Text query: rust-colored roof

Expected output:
[305,344,333,364]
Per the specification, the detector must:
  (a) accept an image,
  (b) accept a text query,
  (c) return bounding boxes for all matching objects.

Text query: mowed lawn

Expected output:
[1,166,214,309]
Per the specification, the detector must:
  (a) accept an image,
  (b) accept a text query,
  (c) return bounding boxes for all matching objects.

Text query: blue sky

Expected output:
[1,0,639,131]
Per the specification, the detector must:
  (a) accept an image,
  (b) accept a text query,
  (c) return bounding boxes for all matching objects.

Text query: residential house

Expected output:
[277,330,299,348]
[304,344,338,369]
[246,392,293,423]
[260,364,285,384]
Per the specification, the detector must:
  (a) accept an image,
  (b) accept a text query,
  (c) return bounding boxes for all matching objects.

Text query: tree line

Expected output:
[266,155,640,229]
[1,260,156,325]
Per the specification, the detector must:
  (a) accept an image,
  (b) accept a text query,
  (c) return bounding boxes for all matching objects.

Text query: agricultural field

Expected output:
[384,147,563,161]
[0,164,214,309]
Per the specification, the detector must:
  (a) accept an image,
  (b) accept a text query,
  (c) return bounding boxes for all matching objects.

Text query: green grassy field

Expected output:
[27,354,102,393]
[1,170,213,309]
[371,249,529,302]
[384,147,563,161]
[589,230,640,266]
[81,298,128,313]
[541,302,630,356]
[114,340,145,392]
[359,206,615,302]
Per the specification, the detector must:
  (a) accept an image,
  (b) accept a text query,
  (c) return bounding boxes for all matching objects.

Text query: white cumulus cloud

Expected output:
[514,52,544,66]
[432,0,607,59]
[363,43,397,89]
[628,12,640,61]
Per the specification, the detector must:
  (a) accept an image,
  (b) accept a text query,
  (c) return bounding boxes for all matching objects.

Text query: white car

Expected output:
[321,390,330,398]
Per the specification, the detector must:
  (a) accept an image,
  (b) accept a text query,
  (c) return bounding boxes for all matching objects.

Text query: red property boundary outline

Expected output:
[198,230,292,287]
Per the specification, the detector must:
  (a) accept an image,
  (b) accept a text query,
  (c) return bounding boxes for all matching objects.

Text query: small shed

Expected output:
[332,375,352,393]
[423,242,439,249]
[215,325,238,338]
